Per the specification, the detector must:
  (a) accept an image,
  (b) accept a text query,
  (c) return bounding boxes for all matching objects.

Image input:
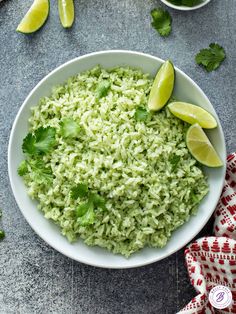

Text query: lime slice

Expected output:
[16,0,49,34]
[168,102,217,129]
[148,60,175,111]
[58,0,75,28]
[186,124,223,167]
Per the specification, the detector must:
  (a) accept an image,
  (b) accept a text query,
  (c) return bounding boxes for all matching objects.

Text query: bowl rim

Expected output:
[160,0,211,11]
[8,50,226,268]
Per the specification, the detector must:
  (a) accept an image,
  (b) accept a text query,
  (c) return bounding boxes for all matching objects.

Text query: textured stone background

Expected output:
[0,0,235,313]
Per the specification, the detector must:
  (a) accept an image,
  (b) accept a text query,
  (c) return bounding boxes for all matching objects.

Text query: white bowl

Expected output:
[8,50,226,269]
[160,0,211,11]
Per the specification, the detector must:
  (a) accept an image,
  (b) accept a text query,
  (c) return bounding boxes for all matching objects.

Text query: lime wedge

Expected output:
[186,124,223,167]
[16,0,49,34]
[148,60,175,111]
[168,102,217,129]
[58,0,75,28]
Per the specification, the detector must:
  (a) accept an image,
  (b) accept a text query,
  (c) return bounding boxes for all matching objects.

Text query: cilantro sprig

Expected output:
[18,159,53,184]
[22,126,56,155]
[70,183,106,226]
[151,8,172,37]
[28,160,53,184]
[76,194,106,226]
[19,126,56,184]
[195,43,226,72]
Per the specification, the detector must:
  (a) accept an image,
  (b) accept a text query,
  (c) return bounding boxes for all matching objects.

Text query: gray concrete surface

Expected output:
[0,0,235,313]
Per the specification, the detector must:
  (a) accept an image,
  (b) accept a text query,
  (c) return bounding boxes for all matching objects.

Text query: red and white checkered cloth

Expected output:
[178,153,236,314]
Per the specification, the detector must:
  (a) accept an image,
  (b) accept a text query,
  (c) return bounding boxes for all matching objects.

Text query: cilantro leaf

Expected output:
[96,80,111,99]
[0,230,5,241]
[77,202,95,226]
[135,107,149,122]
[195,43,226,72]
[22,133,35,155]
[71,183,89,199]
[75,192,106,226]
[89,193,106,210]
[60,118,81,139]
[17,160,28,176]
[151,8,172,37]
[169,155,181,171]
[30,127,56,153]
[76,201,91,217]
[22,127,56,155]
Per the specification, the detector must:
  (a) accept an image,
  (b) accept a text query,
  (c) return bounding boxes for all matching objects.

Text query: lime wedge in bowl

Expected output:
[148,60,174,111]
[16,0,49,34]
[58,0,75,28]
[168,102,217,129]
[186,124,223,167]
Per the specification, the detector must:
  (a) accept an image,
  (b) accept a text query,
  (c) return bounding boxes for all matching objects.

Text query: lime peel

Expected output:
[148,60,175,111]
[16,0,49,34]
[186,124,223,168]
[58,0,75,28]
[168,102,217,129]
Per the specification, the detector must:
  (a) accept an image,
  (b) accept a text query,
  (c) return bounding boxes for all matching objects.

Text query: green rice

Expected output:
[21,66,208,257]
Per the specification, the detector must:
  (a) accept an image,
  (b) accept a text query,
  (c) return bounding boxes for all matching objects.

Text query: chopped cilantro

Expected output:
[167,0,202,6]
[151,8,172,37]
[135,107,149,122]
[167,0,182,4]
[96,80,111,99]
[182,0,202,5]
[169,155,181,171]
[195,43,226,72]
[60,118,81,139]
[22,127,56,155]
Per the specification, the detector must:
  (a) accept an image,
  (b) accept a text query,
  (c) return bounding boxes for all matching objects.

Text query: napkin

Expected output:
[178,153,236,314]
